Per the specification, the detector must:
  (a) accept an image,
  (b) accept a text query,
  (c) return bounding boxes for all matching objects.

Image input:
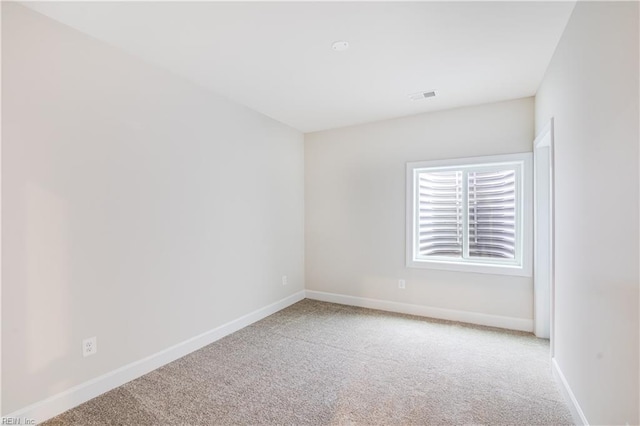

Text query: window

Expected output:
[406,153,532,276]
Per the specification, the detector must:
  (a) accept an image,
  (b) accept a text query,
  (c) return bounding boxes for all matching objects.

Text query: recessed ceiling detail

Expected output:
[331,41,349,52]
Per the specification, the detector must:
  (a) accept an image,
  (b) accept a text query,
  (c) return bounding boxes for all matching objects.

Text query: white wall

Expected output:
[535,2,639,425]
[2,3,304,414]
[305,98,534,324]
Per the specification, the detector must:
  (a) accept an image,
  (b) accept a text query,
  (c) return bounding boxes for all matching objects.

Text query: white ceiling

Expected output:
[22,1,575,133]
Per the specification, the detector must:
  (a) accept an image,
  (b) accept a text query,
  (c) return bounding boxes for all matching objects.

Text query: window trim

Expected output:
[406,152,533,277]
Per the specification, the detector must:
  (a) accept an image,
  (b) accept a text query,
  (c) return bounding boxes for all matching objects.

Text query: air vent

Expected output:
[409,91,436,101]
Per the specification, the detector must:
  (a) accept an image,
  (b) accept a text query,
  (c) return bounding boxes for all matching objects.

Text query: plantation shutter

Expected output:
[467,169,516,259]
[416,171,463,258]
[408,154,528,272]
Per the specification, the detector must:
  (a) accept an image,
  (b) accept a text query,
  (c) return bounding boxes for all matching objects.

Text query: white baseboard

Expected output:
[305,290,534,332]
[552,357,589,425]
[6,290,305,424]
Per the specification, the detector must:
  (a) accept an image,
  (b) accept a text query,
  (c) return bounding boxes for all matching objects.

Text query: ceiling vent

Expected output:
[409,91,436,101]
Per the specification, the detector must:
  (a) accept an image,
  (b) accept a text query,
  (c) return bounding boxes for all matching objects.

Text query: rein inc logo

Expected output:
[1,418,35,425]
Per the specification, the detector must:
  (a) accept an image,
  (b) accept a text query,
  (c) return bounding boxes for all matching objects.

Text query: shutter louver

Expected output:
[417,171,463,258]
[467,169,516,259]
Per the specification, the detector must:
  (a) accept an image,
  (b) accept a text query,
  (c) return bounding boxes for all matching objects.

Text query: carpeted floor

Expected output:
[43,299,573,425]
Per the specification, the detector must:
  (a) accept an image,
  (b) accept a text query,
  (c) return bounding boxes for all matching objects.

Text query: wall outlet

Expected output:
[282,275,288,286]
[82,336,97,357]
[398,279,406,289]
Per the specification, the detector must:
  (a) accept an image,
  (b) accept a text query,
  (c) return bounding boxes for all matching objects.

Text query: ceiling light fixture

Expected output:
[409,91,437,101]
[331,41,349,51]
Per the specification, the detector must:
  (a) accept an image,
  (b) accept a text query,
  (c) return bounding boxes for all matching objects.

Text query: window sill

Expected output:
[406,258,532,277]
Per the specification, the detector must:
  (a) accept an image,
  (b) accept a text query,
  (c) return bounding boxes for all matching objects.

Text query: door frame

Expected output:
[533,118,555,354]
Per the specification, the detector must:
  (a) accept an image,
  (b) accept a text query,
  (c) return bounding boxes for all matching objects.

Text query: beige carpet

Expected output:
[44,299,573,425]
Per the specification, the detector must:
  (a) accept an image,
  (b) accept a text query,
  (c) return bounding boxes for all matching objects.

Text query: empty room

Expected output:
[1,1,638,425]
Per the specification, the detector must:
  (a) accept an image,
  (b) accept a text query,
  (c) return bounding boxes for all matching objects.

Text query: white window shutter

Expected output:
[416,171,463,258]
[467,170,516,259]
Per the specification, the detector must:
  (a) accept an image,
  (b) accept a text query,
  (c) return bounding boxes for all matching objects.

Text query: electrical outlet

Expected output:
[83,336,97,357]
[282,275,288,286]
[398,279,406,289]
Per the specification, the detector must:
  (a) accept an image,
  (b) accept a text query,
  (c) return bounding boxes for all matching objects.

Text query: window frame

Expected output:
[406,152,533,277]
